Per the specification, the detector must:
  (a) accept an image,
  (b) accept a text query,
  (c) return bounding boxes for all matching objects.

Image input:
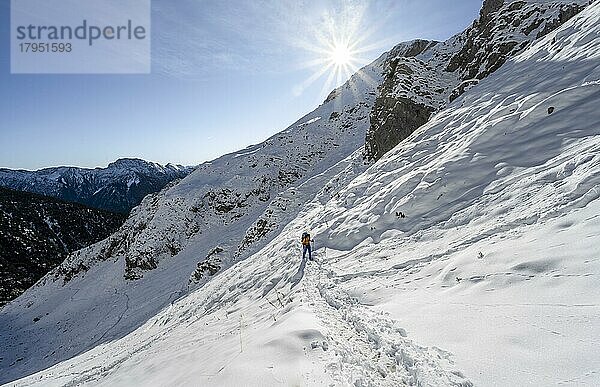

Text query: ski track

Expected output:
[88,289,130,350]
[2,2,600,386]
[300,254,472,387]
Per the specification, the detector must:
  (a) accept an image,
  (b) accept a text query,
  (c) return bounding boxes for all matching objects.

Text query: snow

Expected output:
[232,147,261,158]
[377,206,600,386]
[126,176,140,189]
[2,1,600,386]
[308,5,600,383]
[92,187,105,196]
[298,117,322,127]
[0,33,386,386]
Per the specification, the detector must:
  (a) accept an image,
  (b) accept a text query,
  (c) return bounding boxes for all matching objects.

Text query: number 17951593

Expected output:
[19,42,72,53]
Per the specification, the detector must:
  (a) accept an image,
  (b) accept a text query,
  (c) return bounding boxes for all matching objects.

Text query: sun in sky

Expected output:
[291,4,388,103]
[324,36,365,89]
[329,42,354,66]
[294,33,378,104]
[292,33,369,100]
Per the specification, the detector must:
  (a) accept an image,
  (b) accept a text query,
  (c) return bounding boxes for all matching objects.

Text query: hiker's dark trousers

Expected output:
[303,245,312,261]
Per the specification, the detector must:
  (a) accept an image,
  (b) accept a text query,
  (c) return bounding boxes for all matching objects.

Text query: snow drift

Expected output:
[2,0,599,386]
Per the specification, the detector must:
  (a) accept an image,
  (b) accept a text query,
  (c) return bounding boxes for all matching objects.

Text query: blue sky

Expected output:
[0,0,482,170]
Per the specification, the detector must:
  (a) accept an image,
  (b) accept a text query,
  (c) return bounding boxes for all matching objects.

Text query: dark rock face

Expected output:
[480,0,505,21]
[0,158,194,214]
[449,79,480,103]
[446,1,587,81]
[366,96,434,160]
[364,40,442,161]
[364,1,588,161]
[0,187,125,306]
[190,247,224,282]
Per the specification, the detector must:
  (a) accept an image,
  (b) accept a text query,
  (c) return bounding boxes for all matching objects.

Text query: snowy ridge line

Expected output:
[2,0,600,385]
[0,158,194,213]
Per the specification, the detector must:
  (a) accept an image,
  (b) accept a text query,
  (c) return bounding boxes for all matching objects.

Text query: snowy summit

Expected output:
[1,0,600,386]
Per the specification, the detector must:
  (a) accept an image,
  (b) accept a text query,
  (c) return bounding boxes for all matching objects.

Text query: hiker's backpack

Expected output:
[301,233,311,246]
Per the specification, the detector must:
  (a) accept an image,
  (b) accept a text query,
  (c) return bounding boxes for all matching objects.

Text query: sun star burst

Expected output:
[329,43,353,66]
[291,4,391,103]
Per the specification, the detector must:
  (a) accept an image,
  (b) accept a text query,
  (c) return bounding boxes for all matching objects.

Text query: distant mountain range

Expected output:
[1,0,598,385]
[0,187,126,307]
[0,158,195,213]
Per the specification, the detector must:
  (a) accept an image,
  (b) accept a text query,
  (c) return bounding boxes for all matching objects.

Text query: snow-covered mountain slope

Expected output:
[0,158,194,214]
[0,187,125,307]
[365,0,589,160]
[0,47,386,384]
[2,0,599,386]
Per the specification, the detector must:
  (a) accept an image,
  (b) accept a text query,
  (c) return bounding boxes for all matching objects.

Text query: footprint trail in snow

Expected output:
[299,255,473,386]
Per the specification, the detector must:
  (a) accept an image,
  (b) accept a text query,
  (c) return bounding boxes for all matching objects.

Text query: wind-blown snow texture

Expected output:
[2,0,599,386]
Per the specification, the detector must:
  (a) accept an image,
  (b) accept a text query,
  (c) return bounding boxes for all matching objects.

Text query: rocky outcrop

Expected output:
[446,0,587,81]
[365,97,434,161]
[190,247,223,282]
[387,39,438,59]
[364,0,589,161]
[364,40,455,160]
[480,0,505,21]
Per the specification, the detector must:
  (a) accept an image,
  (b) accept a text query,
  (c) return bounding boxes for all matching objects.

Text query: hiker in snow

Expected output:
[301,231,313,261]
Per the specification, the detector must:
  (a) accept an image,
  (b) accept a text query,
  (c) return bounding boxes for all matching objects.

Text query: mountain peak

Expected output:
[1,0,598,385]
[388,39,439,60]
[480,0,504,20]
[107,158,152,169]
[0,158,194,213]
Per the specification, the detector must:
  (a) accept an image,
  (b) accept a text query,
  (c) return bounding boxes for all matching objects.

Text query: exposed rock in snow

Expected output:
[1,0,599,386]
[365,0,589,161]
